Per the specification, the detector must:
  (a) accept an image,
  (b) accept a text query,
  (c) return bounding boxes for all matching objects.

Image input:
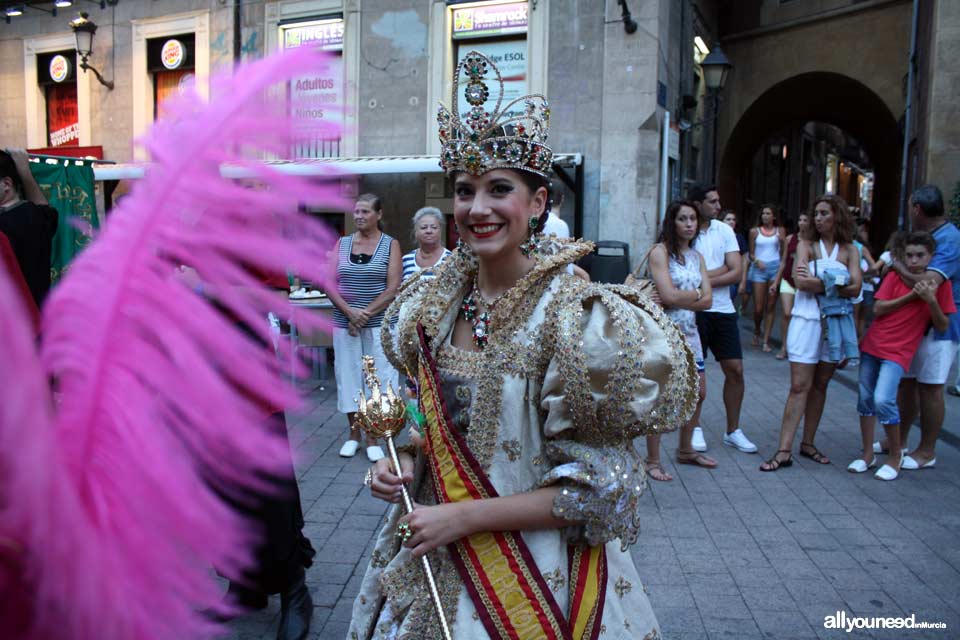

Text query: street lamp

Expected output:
[700,43,733,92]
[699,42,733,181]
[71,12,114,90]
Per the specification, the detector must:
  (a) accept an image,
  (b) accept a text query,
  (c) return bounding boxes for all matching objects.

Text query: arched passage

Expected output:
[719,72,900,246]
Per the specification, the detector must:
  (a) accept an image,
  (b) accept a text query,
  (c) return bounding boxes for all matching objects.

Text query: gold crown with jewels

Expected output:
[437,51,552,178]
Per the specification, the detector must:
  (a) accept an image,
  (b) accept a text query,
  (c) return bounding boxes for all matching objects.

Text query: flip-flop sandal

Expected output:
[676,451,717,468]
[775,351,787,360]
[762,343,772,353]
[760,450,793,472]
[800,443,830,464]
[644,460,673,482]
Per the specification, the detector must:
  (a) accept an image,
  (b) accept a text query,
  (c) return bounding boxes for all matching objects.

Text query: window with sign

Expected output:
[451,1,528,120]
[279,16,344,159]
[147,33,196,121]
[37,51,79,147]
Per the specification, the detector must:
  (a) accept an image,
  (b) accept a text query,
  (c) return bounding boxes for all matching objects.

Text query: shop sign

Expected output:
[453,2,527,39]
[282,19,345,155]
[49,55,71,83]
[456,39,526,119]
[161,39,185,70]
[282,19,344,52]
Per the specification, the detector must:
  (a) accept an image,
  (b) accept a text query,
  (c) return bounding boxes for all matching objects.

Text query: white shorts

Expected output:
[903,334,958,385]
[786,316,831,365]
[333,326,398,413]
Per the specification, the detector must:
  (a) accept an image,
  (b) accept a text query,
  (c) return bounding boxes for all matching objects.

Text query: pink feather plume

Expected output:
[2,49,347,639]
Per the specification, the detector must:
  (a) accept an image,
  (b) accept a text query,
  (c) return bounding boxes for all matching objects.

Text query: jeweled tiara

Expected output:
[437,51,552,178]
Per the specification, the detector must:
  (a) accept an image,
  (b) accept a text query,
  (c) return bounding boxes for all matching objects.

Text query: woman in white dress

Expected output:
[347,51,697,640]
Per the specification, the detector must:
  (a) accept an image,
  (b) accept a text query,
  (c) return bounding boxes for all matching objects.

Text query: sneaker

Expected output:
[692,427,707,452]
[723,428,758,453]
[366,445,385,462]
[338,440,360,458]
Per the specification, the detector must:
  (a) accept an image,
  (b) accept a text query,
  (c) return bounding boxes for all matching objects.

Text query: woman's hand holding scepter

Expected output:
[355,356,452,640]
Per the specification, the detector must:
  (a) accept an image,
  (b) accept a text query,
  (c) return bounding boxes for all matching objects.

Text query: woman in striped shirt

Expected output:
[326,193,402,462]
[401,206,452,283]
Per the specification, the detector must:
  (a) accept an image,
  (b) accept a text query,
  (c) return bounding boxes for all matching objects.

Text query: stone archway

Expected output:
[718,71,900,245]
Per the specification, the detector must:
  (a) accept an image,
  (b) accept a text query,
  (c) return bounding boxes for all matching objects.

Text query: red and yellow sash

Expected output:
[416,324,606,640]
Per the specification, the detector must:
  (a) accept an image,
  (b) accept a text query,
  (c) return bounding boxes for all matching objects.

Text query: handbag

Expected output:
[624,246,656,295]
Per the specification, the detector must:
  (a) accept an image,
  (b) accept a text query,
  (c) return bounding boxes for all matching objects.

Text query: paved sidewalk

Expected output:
[226,326,960,639]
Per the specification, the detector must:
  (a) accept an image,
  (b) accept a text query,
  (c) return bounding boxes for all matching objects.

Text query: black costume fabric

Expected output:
[243,411,315,594]
[0,201,58,307]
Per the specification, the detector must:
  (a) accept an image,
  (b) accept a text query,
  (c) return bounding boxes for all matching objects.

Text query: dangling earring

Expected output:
[520,216,540,257]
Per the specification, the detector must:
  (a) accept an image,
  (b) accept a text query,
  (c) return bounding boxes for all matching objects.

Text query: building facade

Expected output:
[1,0,958,260]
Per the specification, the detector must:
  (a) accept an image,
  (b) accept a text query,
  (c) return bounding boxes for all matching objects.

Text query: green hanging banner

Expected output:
[29,159,98,282]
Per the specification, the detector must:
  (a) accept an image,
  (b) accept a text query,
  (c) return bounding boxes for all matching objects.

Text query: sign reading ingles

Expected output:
[453,2,527,39]
[283,19,344,51]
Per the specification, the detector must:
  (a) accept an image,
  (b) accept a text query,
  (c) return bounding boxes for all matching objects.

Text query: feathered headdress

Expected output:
[0,48,345,639]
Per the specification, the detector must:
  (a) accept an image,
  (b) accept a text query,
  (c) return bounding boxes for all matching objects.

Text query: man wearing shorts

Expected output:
[689,184,758,454]
[892,185,960,469]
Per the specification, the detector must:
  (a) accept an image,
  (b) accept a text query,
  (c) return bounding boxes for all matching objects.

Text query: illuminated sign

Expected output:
[282,19,344,51]
[49,54,71,83]
[161,39,185,70]
[452,2,527,39]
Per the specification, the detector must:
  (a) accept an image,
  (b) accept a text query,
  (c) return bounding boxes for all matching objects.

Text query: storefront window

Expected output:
[38,51,79,147]
[280,16,344,159]
[148,34,196,121]
[451,1,528,119]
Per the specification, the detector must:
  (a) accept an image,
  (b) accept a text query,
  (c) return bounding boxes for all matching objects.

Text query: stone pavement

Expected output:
[226,323,960,640]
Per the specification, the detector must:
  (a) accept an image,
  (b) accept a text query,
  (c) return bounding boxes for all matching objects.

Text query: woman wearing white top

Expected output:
[748,204,786,352]
[761,195,862,471]
[401,207,452,283]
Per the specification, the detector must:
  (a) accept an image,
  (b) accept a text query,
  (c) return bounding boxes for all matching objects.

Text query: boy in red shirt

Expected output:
[849,231,954,480]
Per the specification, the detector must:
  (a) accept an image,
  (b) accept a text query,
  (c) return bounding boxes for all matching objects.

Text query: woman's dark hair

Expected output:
[884,230,906,263]
[356,192,384,230]
[659,200,700,261]
[758,203,779,227]
[790,209,812,239]
[903,230,937,255]
[813,194,855,245]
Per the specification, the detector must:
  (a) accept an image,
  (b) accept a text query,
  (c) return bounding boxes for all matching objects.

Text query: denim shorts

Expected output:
[857,352,905,425]
[748,259,780,283]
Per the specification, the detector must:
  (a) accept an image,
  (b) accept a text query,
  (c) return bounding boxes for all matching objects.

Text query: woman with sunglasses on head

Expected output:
[761,195,861,471]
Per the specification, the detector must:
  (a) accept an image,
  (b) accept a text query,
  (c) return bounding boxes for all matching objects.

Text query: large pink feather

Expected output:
[0,266,57,638]
[8,49,346,639]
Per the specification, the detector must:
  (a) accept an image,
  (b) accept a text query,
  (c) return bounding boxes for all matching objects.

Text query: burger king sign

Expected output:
[161,39,185,70]
[49,54,71,83]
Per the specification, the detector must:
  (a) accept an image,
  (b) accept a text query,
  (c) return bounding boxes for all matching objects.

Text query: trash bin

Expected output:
[583,240,630,284]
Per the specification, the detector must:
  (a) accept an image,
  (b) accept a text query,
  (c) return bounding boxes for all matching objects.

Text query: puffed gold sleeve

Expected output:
[537,282,697,549]
[541,283,697,445]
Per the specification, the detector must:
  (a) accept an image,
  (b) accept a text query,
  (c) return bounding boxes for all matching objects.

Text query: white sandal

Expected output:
[846,457,877,473]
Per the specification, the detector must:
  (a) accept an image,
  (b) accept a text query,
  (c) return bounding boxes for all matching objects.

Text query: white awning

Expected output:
[91,153,582,181]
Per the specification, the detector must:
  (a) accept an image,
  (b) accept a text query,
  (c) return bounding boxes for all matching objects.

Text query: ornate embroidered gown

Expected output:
[348,239,697,640]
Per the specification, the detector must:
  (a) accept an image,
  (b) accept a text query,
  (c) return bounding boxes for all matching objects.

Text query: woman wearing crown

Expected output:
[347,52,697,640]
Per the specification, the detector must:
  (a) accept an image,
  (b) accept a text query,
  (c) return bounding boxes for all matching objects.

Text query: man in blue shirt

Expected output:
[892,185,959,469]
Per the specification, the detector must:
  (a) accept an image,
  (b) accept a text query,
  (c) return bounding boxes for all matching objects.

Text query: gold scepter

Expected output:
[355,356,452,640]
